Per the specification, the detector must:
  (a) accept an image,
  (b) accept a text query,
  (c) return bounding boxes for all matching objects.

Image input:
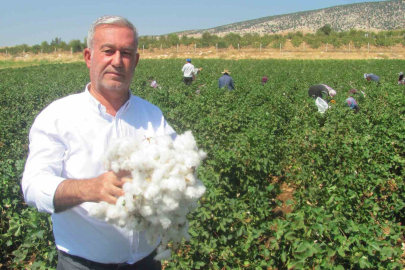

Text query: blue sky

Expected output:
[1,0,387,47]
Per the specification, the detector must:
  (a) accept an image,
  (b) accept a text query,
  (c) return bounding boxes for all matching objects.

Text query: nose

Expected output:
[111,51,123,67]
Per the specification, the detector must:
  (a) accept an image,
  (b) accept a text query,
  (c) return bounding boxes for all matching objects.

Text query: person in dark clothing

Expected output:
[364,73,380,82]
[218,69,235,90]
[308,84,330,99]
[398,72,404,85]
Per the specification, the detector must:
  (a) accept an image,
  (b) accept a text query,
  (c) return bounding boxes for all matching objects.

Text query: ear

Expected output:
[84,48,91,69]
[134,52,140,68]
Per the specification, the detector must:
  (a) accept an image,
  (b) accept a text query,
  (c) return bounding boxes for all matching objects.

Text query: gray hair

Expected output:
[87,15,138,51]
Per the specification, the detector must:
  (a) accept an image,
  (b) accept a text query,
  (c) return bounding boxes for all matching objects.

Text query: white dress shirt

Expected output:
[22,84,176,264]
[182,63,195,77]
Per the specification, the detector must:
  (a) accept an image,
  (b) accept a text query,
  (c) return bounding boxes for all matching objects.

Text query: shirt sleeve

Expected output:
[22,109,67,214]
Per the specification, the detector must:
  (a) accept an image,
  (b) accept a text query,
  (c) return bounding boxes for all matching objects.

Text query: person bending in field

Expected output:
[308,84,336,100]
[364,73,380,82]
[218,69,235,90]
[182,58,196,86]
[22,15,175,270]
[346,92,360,113]
[398,72,405,85]
[262,76,268,86]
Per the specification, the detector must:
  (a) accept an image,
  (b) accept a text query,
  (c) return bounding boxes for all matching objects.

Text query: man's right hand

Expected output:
[53,171,131,213]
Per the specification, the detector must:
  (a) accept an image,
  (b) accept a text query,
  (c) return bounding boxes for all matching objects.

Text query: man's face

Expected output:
[84,25,139,94]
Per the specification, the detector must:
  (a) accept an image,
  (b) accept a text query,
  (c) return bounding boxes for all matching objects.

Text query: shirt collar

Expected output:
[84,83,133,117]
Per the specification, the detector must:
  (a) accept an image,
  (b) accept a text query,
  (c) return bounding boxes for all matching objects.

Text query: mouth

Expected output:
[105,72,124,77]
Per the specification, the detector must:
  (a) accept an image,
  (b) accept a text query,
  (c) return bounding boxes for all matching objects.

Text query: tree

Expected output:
[50,37,62,46]
[318,24,332,36]
[167,34,180,47]
[69,39,83,53]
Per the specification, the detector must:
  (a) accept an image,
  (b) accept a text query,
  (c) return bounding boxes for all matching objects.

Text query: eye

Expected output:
[103,49,114,54]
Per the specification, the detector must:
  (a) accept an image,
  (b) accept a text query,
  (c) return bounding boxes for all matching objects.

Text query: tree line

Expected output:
[1,26,405,55]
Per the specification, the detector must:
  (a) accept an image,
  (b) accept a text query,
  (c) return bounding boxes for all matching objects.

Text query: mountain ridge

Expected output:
[170,0,405,37]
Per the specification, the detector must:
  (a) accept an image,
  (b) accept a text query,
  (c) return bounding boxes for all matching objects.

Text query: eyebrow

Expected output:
[100,44,135,51]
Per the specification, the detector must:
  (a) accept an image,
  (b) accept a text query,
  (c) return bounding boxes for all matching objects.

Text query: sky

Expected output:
[0,0,387,47]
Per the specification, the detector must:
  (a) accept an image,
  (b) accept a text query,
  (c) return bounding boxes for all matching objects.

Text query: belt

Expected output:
[58,250,157,270]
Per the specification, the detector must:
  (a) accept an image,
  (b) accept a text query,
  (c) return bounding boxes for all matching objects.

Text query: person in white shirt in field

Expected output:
[181,58,196,85]
[22,15,175,270]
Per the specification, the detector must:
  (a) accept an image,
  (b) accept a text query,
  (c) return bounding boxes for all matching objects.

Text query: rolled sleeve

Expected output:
[22,111,67,214]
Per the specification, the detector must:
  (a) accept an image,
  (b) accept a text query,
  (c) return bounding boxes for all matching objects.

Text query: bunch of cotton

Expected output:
[89,131,206,261]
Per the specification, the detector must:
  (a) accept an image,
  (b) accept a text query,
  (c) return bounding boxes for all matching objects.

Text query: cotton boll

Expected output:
[172,205,189,217]
[139,205,154,217]
[184,186,198,200]
[152,192,163,204]
[145,215,160,226]
[90,131,207,262]
[162,194,179,212]
[173,152,185,165]
[164,177,185,192]
[116,196,126,207]
[120,158,136,172]
[194,179,207,197]
[89,201,109,218]
[124,194,136,213]
[198,149,207,160]
[159,216,172,230]
[144,184,160,200]
[184,173,196,186]
[154,248,171,261]
[123,182,133,193]
[158,148,172,164]
[157,135,173,149]
[146,144,160,160]
[168,190,183,201]
[126,183,143,196]
[111,161,120,173]
[119,209,129,220]
[106,205,120,220]
[152,168,165,183]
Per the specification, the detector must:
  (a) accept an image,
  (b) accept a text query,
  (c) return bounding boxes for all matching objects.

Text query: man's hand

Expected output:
[54,171,131,213]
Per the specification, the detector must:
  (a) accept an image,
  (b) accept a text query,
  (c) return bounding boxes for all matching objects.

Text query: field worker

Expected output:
[398,72,405,85]
[22,15,175,270]
[364,73,380,82]
[262,76,268,86]
[308,84,335,99]
[182,58,195,85]
[346,95,360,113]
[218,69,235,90]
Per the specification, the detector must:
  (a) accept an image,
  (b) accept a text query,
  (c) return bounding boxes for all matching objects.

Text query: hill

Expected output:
[174,0,405,37]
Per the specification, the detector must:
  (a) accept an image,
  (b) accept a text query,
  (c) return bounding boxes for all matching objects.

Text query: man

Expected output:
[22,15,175,269]
[218,69,235,90]
[364,73,380,82]
[181,58,195,85]
[308,84,333,99]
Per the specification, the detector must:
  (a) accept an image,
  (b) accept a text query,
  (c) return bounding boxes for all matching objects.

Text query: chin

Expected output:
[103,82,128,92]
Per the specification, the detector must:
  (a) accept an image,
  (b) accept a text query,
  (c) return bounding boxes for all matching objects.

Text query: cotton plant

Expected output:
[89,131,207,261]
